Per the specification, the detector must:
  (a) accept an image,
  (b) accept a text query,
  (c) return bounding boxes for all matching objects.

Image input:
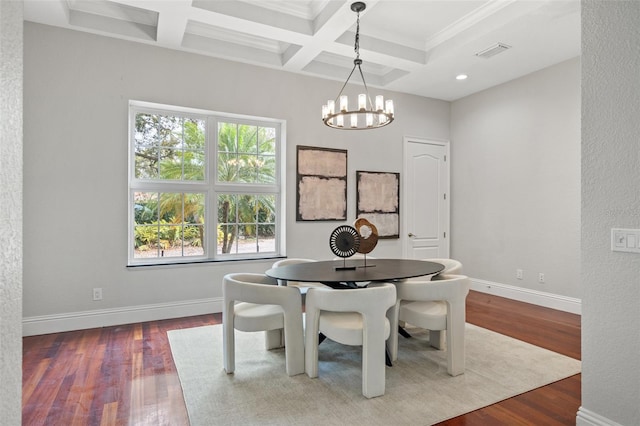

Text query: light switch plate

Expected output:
[611,228,640,253]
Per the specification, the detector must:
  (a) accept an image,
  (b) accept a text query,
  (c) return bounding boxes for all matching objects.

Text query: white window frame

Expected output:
[128,100,286,266]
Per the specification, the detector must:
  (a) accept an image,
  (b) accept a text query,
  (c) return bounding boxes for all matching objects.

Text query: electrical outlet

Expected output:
[93,287,103,301]
[516,269,523,280]
[538,273,545,283]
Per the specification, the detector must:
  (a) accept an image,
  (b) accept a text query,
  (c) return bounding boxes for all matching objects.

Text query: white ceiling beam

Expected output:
[24,0,69,27]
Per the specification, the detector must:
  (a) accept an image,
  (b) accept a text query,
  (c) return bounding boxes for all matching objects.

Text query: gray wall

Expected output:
[450,58,581,299]
[579,1,640,424]
[0,0,23,423]
[23,23,449,323]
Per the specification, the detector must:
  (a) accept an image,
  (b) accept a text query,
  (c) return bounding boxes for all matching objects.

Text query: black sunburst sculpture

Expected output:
[329,225,361,258]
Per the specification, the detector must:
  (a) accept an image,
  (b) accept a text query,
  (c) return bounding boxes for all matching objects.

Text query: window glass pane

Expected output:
[259,126,276,155]
[217,194,276,255]
[257,194,276,253]
[135,147,159,179]
[183,118,205,180]
[134,192,159,222]
[184,118,205,149]
[184,150,205,181]
[217,194,237,223]
[238,154,258,183]
[133,191,205,259]
[135,113,205,181]
[217,194,237,254]
[158,224,176,252]
[134,225,160,258]
[258,195,276,224]
[159,148,183,180]
[237,194,255,252]
[184,193,205,224]
[182,225,205,256]
[218,122,237,154]
[218,151,238,182]
[237,195,254,223]
[258,155,276,184]
[218,122,275,184]
[258,224,276,253]
[237,124,258,155]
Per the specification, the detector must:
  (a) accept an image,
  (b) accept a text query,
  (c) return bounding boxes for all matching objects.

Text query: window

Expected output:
[128,101,285,265]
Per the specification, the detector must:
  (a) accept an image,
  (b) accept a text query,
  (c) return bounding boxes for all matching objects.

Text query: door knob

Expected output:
[408,233,415,237]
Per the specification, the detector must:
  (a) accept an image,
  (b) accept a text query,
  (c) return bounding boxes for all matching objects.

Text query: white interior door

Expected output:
[403,138,450,259]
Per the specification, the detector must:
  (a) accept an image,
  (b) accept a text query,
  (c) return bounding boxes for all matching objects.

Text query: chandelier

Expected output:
[321,2,394,130]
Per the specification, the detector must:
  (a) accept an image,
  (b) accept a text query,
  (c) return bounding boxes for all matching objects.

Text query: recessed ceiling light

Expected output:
[456,74,468,80]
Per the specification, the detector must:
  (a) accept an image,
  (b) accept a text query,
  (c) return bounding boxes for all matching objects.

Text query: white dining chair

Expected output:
[402,258,462,282]
[271,258,329,296]
[305,282,397,398]
[389,274,470,376]
[427,258,463,276]
[223,273,305,376]
[398,257,463,341]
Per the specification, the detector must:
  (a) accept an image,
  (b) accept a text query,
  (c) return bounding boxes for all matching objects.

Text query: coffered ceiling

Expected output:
[24,0,580,101]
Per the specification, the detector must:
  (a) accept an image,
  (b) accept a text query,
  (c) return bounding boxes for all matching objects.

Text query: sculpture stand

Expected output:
[358,254,376,268]
[335,258,356,271]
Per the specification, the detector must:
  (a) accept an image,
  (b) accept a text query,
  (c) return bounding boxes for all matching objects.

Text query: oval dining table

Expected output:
[265,258,444,289]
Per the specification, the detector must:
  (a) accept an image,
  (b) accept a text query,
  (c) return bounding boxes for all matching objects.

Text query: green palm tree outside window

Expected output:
[217,122,276,254]
[133,113,277,258]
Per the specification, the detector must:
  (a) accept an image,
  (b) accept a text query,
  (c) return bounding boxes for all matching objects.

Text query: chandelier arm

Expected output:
[356,63,375,110]
[334,63,358,103]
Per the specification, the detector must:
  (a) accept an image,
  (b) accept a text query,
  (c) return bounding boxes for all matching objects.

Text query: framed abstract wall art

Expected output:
[356,170,400,238]
[296,146,347,221]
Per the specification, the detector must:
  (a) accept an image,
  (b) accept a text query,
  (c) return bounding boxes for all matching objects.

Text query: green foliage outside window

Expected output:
[216,122,276,254]
[132,113,278,258]
[134,113,205,181]
[133,192,205,257]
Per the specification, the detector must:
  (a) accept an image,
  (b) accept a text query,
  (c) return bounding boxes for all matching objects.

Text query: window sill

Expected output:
[127,255,286,269]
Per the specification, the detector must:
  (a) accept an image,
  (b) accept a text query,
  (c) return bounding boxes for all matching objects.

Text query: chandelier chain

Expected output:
[355,10,360,59]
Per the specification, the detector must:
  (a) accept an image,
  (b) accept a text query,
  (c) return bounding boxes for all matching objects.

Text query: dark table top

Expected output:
[265,258,444,285]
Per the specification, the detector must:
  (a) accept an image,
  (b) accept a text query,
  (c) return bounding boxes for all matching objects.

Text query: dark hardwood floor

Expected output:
[22,290,581,425]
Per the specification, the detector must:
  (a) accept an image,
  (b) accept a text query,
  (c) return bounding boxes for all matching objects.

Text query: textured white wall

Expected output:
[579,1,640,425]
[22,23,449,321]
[450,58,581,298]
[0,0,23,423]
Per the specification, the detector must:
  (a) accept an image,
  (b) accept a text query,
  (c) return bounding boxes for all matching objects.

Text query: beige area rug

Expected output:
[168,324,580,426]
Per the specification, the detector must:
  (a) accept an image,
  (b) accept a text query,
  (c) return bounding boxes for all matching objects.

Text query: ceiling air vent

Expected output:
[475,43,511,59]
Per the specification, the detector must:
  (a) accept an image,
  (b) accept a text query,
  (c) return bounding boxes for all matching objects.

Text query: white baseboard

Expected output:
[22,297,223,336]
[22,279,581,336]
[576,407,623,426]
[470,278,581,315]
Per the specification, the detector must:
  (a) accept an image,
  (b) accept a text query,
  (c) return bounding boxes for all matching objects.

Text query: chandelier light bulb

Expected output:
[340,95,348,112]
[358,94,367,111]
[385,99,394,116]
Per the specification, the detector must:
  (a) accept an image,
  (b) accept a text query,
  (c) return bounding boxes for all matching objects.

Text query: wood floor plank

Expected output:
[23,290,581,425]
[100,402,118,426]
